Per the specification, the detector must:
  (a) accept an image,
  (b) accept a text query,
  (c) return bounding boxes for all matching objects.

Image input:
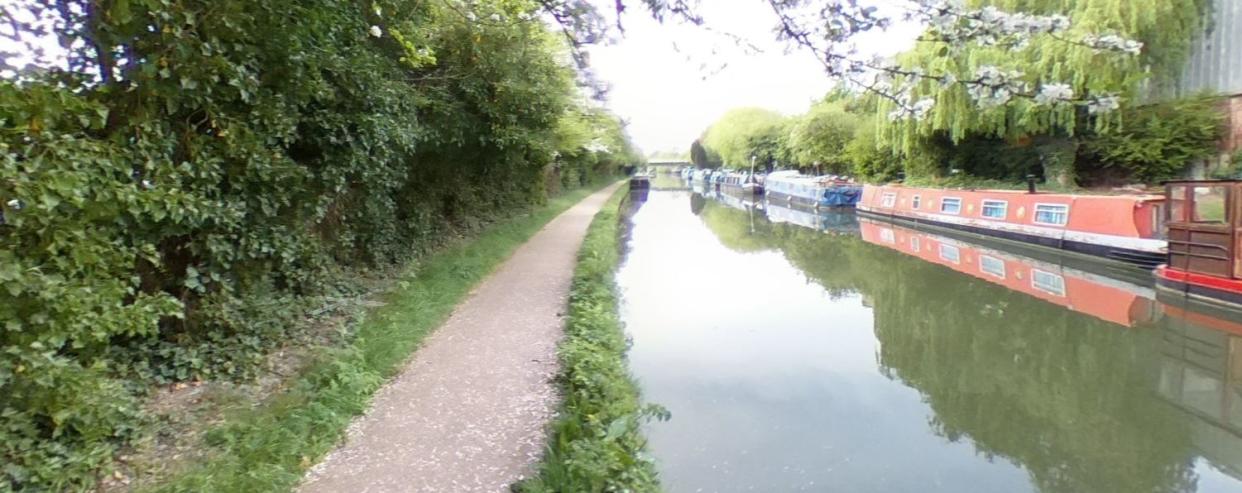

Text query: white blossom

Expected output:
[1034,83,1074,105]
[966,66,1027,108]
[922,2,1073,49]
[142,179,154,189]
[369,25,382,38]
[489,13,502,22]
[1087,94,1122,114]
[5,199,21,210]
[910,98,936,119]
[466,12,477,22]
[888,96,936,121]
[1082,34,1143,55]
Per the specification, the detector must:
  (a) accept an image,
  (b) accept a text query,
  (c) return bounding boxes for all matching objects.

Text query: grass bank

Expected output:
[516,189,664,493]
[145,182,617,492]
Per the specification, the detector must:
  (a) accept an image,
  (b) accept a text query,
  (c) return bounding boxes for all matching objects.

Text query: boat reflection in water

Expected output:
[1156,295,1242,480]
[858,218,1157,328]
[856,217,1242,483]
[765,200,859,236]
[707,185,860,236]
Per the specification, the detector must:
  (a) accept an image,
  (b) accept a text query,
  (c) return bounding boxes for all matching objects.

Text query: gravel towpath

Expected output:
[299,182,623,493]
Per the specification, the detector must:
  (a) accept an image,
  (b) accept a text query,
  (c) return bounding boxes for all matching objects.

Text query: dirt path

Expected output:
[299,183,624,493]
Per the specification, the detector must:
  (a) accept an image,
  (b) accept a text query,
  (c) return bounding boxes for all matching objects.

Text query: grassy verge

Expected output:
[516,189,664,493]
[146,182,616,492]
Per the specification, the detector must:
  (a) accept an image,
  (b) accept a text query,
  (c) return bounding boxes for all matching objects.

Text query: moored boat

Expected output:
[857,184,1167,268]
[1155,180,1242,309]
[716,170,764,195]
[763,171,862,208]
[629,173,650,189]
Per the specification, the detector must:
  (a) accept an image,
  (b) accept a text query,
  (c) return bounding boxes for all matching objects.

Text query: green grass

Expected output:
[147,182,617,492]
[515,189,665,493]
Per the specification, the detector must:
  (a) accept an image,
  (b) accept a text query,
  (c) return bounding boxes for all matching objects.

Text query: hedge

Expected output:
[0,0,638,489]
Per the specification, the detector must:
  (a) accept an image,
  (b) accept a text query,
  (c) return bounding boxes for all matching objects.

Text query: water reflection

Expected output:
[616,190,1242,493]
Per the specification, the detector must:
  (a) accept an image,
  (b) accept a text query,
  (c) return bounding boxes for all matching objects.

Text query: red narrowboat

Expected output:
[857,184,1167,268]
[1156,180,1242,310]
[860,219,1157,328]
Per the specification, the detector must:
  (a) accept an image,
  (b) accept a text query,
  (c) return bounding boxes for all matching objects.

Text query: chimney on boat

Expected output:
[1026,174,1037,194]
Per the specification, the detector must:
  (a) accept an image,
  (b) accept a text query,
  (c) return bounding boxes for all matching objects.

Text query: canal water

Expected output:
[615,188,1242,493]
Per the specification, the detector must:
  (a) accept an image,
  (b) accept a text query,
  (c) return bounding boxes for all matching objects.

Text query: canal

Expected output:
[616,188,1242,493]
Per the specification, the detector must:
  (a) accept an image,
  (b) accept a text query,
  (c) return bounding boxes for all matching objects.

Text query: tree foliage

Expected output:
[875,0,1213,183]
[882,0,1209,145]
[701,107,788,168]
[0,0,637,489]
[1081,96,1226,182]
[845,117,903,181]
[785,100,860,173]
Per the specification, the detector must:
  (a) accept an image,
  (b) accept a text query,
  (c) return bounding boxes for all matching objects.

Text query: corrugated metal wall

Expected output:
[1178,0,1242,97]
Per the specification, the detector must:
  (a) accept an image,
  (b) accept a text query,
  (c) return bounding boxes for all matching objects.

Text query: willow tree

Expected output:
[875,0,1210,184]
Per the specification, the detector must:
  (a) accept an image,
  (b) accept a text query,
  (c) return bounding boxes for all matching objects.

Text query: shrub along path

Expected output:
[299,182,625,492]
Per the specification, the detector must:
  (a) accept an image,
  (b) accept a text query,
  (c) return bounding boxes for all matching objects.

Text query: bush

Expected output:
[846,121,902,180]
[1082,96,1225,182]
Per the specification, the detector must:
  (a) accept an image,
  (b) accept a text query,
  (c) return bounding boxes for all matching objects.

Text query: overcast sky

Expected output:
[588,2,918,156]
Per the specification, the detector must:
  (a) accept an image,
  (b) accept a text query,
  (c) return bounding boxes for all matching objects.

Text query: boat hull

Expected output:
[1156,266,1242,311]
[766,188,861,209]
[857,208,1165,269]
[766,189,822,208]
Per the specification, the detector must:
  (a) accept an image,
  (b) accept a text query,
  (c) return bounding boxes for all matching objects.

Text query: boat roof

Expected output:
[873,183,1164,201]
[1163,179,1242,184]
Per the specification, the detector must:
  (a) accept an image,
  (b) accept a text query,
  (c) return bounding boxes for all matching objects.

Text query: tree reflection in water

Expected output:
[693,196,1238,493]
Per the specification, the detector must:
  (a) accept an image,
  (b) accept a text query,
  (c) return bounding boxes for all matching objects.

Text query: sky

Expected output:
[587,1,919,156]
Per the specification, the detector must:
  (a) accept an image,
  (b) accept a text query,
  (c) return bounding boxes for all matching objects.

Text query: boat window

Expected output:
[981,200,1008,219]
[1191,185,1228,223]
[1034,204,1069,226]
[881,192,897,208]
[980,255,1005,278]
[1168,185,1188,222]
[940,197,962,215]
[1031,269,1066,296]
[910,236,921,252]
[939,243,960,264]
[1151,204,1166,240]
[912,195,921,209]
[880,228,896,244]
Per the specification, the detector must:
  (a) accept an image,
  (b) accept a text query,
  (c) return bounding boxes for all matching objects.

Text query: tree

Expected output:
[875,0,1210,184]
[785,100,860,173]
[689,139,717,169]
[701,107,787,168]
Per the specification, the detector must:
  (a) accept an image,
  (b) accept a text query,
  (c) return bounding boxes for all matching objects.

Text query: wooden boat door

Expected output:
[1165,182,1237,279]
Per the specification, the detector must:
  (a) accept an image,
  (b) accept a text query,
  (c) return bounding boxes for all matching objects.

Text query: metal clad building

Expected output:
[1178,0,1242,152]
[1178,0,1242,97]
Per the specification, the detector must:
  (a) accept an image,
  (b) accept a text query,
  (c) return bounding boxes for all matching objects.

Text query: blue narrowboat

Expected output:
[764,171,862,208]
